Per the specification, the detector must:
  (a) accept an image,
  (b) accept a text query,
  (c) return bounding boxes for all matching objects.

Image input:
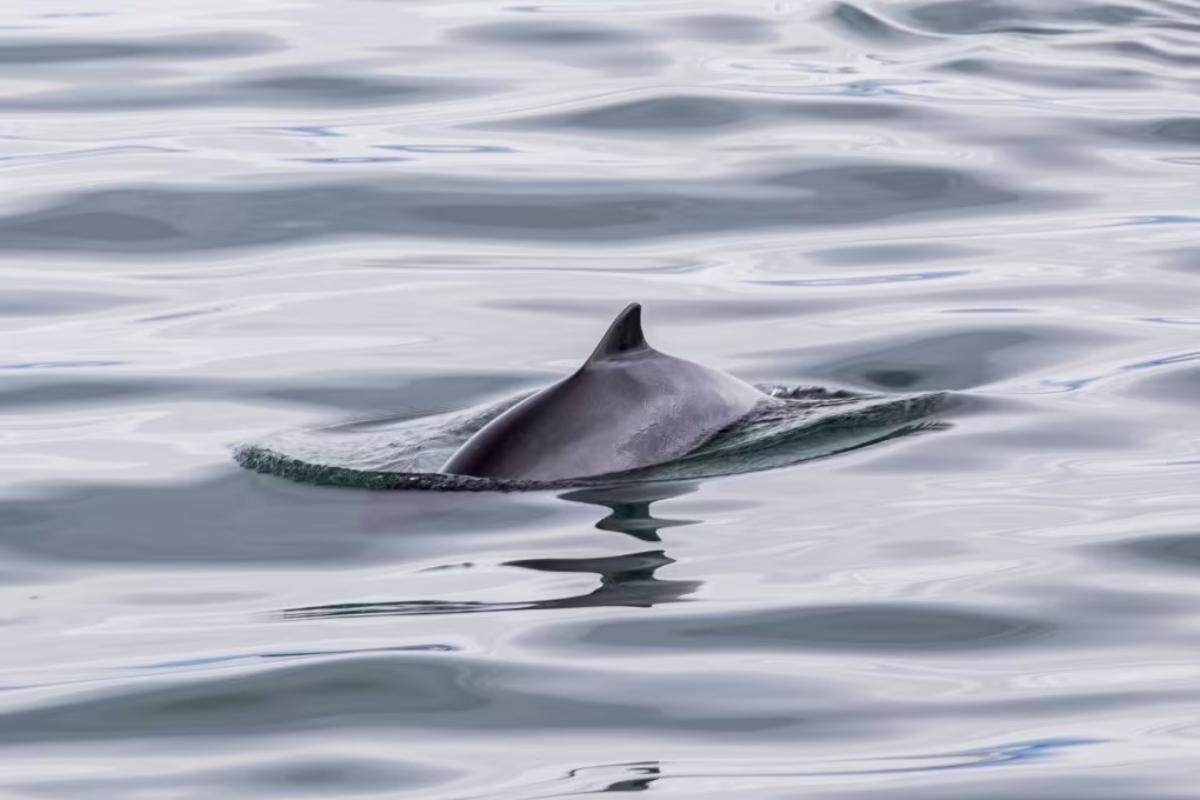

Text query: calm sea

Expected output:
[2,0,1199,797]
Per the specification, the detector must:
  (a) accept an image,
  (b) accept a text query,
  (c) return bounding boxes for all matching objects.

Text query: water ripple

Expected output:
[5,0,1200,795]
[0,163,1079,253]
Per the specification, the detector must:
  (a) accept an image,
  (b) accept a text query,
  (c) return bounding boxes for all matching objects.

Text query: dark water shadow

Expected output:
[0,70,485,112]
[1092,532,1200,571]
[0,371,535,415]
[756,326,1106,391]
[444,20,667,72]
[1121,362,1200,407]
[0,161,1081,254]
[0,288,145,318]
[897,0,1165,36]
[482,95,938,136]
[0,651,799,744]
[552,602,1051,655]
[448,19,644,48]
[666,13,778,43]
[281,483,703,619]
[0,32,280,64]
[6,752,455,799]
[936,57,1152,91]
[812,241,983,267]
[0,470,565,566]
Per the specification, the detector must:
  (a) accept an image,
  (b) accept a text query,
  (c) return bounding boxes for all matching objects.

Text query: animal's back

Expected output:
[441,304,773,481]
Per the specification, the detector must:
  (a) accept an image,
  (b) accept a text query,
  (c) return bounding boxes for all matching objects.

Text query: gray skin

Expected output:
[441,303,777,481]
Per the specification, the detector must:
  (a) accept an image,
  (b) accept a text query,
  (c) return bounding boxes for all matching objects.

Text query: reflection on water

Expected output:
[564,483,699,542]
[4,0,1200,797]
[283,483,702,617]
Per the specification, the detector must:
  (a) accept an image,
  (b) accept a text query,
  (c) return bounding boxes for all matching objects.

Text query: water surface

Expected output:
[3,0,1200,797]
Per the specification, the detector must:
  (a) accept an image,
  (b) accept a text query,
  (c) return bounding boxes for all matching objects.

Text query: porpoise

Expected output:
[442,303,777,481]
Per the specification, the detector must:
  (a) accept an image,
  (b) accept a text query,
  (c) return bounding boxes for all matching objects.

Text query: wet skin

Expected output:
[442,303,775,481]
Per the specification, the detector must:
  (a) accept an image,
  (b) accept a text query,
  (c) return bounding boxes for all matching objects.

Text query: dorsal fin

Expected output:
[587,303,648,362]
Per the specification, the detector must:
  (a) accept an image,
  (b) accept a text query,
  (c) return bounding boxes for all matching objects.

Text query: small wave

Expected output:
[234,384,956,491]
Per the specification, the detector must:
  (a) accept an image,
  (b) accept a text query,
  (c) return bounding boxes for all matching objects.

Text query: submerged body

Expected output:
[441,304,775,481]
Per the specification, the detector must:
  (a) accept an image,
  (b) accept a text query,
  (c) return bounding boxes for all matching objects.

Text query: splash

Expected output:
[234,385,955,491]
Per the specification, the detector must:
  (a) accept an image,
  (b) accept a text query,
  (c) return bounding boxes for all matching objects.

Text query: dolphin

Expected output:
[441,303,777,481]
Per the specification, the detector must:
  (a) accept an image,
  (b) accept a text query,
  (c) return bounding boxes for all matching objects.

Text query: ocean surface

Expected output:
[3,0,1200,797]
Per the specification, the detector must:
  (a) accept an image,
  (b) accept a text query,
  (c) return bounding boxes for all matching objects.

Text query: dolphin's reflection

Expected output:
[563,761,661,793]
[563,481,699,543]
[282,483,700,619]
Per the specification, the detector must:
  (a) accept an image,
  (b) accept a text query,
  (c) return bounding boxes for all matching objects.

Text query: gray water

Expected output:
[3,0,1200,797]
